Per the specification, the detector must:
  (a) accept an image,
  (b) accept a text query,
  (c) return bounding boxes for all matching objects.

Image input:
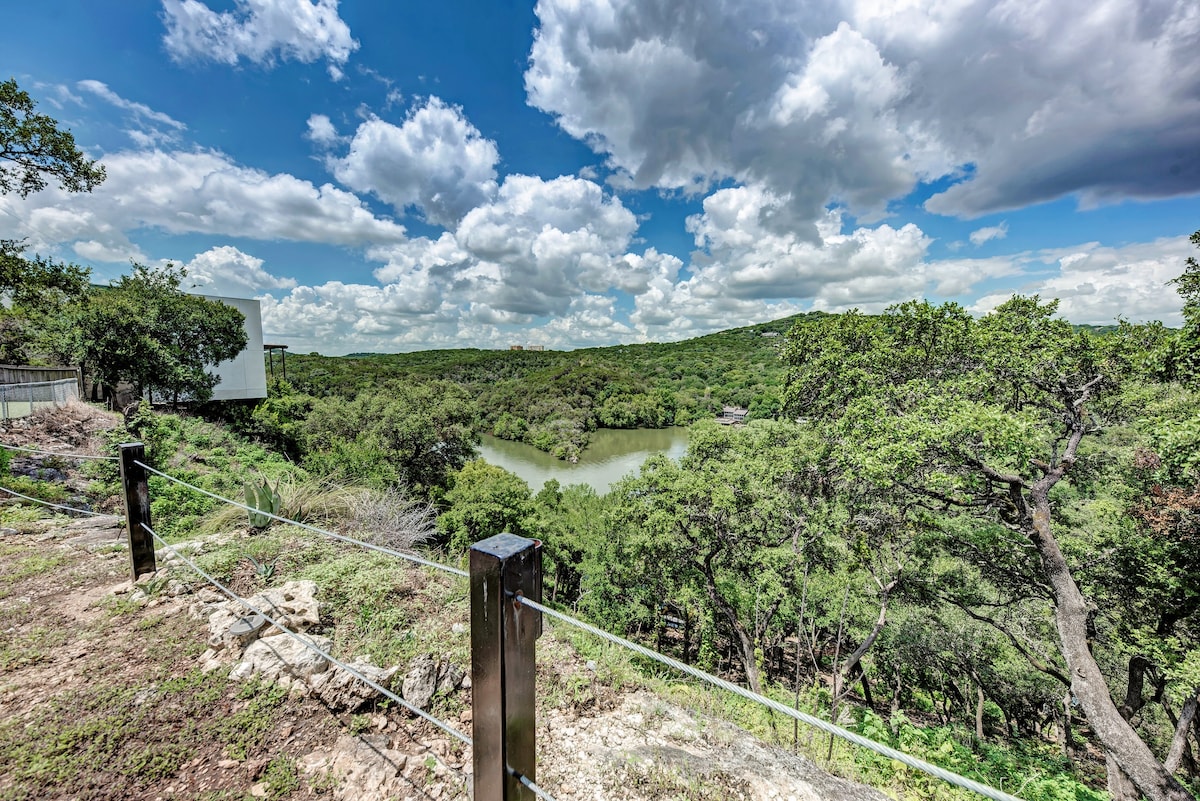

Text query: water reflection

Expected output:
[476,428,690,494]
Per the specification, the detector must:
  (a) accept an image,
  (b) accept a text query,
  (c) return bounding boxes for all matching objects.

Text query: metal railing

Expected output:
[0,439,1030,801]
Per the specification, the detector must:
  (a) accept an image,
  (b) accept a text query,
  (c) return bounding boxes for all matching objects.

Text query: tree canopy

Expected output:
[302,379,479,498]
[783,295,1196,801]
[0,239,90,363]
[78,264,248,405]
[0,78,105,196]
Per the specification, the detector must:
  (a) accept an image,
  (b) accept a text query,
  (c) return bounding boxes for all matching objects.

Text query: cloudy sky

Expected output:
[3,1,1198,354]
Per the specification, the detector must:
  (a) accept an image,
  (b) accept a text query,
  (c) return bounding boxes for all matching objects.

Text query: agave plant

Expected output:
[244,476,283,530]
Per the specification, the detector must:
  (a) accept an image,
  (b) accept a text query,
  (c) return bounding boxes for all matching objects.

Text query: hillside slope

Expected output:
[1,404,897,801]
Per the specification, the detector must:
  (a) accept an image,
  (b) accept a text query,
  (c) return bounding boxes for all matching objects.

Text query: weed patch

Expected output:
[0,625,69,671]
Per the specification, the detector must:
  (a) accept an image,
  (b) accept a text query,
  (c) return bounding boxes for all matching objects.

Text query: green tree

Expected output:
[0,78,105,196]
[0,240,90,363]
[437,460,532,552]
[303,380,478,497]
[608,420,818,694]
[0,80,102,365]
[529,480,612,605]
[783,297,1193,801]
[1166,230,1200,384]
[78,264,247,405]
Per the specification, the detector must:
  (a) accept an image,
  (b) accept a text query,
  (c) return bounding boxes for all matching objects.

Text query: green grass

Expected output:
[0,553,70,600]
[261,755,302,799]
[219,679,290,760]
[0,625,70,671]
[0,666,292,801]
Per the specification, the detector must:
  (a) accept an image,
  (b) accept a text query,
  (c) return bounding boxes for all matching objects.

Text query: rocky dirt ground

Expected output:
[0,404,891,801]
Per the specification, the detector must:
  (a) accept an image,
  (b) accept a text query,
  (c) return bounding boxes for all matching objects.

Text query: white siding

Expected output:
[197,294,268,401]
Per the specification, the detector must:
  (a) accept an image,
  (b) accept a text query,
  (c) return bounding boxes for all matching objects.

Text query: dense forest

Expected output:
[274,314,810,460]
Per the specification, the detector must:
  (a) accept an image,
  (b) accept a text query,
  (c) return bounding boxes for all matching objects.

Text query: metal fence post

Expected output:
[118,442,156,581]
[470,533,542,800]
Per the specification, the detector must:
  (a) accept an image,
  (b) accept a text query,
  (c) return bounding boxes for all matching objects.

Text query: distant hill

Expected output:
[282,308,1137,459]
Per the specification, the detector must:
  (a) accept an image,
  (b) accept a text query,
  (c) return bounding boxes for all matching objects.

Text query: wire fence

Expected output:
[142,520,474,747]
[0,378,80,420]
[133,460,468,578]
[1,443,118,461]
[0,439,1034,801]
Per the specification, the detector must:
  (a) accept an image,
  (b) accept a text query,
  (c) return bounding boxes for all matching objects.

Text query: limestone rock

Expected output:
[310,657,399,711]
[402,654,439,710]
[437,662,465,695]
[229,632,332,683]
[206,579,321,650]
[251,580,322,632]
[400,654,466,711]
[300,734,411,801]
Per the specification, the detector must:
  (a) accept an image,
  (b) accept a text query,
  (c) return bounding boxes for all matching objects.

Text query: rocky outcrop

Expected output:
[311,658,400,710]
[299,733,466,801]
[537,691,892,801]
[191,579,413,710]
[401,654,467,711]
[229,633,334,688]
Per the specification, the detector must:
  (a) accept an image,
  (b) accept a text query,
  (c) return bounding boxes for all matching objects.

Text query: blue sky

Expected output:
[2,0,1198,354]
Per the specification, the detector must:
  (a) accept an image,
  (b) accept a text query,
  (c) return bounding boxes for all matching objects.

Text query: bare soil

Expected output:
[0,516,340,800]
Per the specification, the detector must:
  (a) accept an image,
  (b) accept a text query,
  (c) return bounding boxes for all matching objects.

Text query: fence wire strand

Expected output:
[512,769,558,801]
[519,596,1023,801]
[1,443,118,461]
[142,522,473,747]
[133,452,1008,801]
[132,460,468,578]
[0,484,107,517]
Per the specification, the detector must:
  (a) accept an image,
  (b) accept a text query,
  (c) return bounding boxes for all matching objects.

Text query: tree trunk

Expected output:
[860,669,874,709]
[1165,693,1198,774]
[1062,691,1075,762]
[975,682,986,743]
[1107,753,1140,801]
[700,567,763,694]
[837,587,891,697]
[1029,482,1193,801]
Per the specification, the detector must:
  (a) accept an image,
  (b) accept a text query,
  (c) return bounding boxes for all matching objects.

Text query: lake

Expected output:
[476,427,690,494]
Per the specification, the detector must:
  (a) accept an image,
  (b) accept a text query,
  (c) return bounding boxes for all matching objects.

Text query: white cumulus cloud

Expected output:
[526,0,1200,223]
[969,236,1194,326]
[0,148,407,259]
[178,245,298,297]
[162,0,359,79]
[371,173,644,318]
[329,97,500,227]
[305,114,341,147]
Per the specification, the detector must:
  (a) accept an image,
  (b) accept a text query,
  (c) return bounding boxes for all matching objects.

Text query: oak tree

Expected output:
[783,297,1194,801]
[0,78,105,196]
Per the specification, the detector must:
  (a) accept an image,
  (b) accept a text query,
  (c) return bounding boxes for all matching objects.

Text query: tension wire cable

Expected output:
[518,595,1023,801]
[511,769,559,801]
[0,484,107,517]
[133,460,468,579]
[2,443,118,461]
[142,522,472,747]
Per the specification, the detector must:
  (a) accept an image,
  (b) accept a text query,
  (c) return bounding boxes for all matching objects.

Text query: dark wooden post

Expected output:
[119,442,156,581]
[470,533,542,801]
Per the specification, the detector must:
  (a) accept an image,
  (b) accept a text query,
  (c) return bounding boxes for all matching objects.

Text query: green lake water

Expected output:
[476,427,690,494]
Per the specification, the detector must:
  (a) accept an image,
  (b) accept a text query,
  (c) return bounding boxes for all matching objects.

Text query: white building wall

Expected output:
[198,294,267,401]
